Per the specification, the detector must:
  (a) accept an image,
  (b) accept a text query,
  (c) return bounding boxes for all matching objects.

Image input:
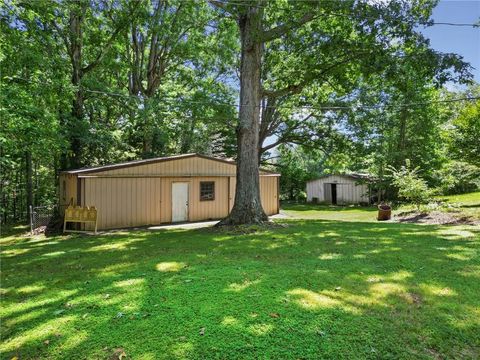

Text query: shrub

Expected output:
[388,160,432,210]
[433,161,480,195]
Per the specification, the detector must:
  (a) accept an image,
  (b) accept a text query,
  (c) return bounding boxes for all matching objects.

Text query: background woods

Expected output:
[1,0,478,224]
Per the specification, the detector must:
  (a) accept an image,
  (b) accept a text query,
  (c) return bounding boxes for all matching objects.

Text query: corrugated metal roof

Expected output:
[61,153,280,176]
[308,172,376,182]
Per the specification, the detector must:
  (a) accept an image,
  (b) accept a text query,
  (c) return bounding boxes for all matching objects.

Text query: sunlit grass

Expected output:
[436,191,480,206]
[156,261,187,272]
[1,219,479,359]
[283,190,480,222]
[281,203,378,222]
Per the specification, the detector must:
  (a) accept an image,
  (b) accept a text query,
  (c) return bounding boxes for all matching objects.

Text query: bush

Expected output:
[433,161,480,195]
[388,160,432,210]
[296,191,307,202]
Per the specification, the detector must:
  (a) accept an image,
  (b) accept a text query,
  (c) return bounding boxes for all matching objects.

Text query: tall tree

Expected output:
[1,2,65,222]
[448,85,480,166]
[212,1,316,225]
[125,0,236,158]
[212,0,469,224]
[49,0,139,169]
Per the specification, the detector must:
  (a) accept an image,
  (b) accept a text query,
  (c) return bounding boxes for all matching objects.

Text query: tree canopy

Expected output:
[1,0,478,225]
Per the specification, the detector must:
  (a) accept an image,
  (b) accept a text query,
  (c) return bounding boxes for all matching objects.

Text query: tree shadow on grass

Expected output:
[1,220,479,359]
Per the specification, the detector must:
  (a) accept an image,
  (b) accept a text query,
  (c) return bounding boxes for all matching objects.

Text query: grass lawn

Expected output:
[281,191,480,222]
[281,203,379,222]
[436,191,480,207]
[435,192,480,221]
[1,217,479,359]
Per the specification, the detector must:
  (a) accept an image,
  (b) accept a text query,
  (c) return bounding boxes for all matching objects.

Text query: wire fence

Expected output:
[30,205,57,234]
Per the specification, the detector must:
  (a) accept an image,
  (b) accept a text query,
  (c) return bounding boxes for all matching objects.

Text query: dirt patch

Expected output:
[409,292,423,306]
[395,211,479,226]
[425,347,443,360]
[400,292,423,306]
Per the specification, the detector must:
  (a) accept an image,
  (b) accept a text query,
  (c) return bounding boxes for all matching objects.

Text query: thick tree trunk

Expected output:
[70,88,84,168]
[26,151,33,223]
[66,4,86,170]
[218,4,268,225]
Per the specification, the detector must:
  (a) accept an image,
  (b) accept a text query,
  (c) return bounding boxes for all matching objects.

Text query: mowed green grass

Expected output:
[436,192,480,220]
[437,191,480,206]
[281,203,378,222]
[281,190,480,221]
[1,220,479,359]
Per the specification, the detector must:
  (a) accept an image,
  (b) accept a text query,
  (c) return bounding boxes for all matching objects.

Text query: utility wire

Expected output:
[83,88,480,112]
[4,1,478,28]
[8,76,478,112]
[432,22,479,27]
[216,0,479,27]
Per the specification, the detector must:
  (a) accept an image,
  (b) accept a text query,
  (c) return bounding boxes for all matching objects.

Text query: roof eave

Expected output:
[59,153,280,176]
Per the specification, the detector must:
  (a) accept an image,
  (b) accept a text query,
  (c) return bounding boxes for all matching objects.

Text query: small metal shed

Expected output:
[59,153,280,230]
[306,173,373,205]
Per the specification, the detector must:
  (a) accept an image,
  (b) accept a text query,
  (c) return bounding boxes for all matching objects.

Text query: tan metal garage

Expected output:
[59,153,279,230]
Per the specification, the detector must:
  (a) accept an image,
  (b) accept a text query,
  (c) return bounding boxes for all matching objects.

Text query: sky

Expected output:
[421,0,480,82]
[264,1,479,149]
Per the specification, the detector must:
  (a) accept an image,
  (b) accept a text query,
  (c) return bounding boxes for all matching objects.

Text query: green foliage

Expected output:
[433,161,480,195]
[388,160,432,208]
[449,99,480,166]
[0,0,475,223]
[276,146,327,201]
[0,0,238,223]
[1,219,479,359]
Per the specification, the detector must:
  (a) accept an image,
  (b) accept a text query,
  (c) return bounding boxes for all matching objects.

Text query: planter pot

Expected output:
[377,204,392,221]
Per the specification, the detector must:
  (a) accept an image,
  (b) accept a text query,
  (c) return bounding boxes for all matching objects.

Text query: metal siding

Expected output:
[59,174,78,212]
[84,177,164,229]
[91,156,238,176]
[260,176,278,215]
[188,177,227,221]
[78,156,279,230]
[228,176,277,215]
[229,177,236,211]
[307,175,369,204]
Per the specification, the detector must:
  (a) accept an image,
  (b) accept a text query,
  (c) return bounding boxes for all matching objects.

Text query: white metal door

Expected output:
[172,182,189,222]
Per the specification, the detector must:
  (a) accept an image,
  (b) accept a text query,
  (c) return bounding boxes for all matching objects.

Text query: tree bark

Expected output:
[65,2,86,170]
[218,4,268,225]
[26,151,33,223]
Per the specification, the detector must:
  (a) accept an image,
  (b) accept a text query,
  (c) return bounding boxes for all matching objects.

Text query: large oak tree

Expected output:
[211,0,471,225]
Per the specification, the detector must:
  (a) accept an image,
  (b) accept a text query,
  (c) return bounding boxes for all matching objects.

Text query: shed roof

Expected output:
[307,172,376,182]
[61,153,280,176]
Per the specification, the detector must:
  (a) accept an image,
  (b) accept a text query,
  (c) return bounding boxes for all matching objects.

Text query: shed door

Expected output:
[172,182,189,222]
[324,183,332,203]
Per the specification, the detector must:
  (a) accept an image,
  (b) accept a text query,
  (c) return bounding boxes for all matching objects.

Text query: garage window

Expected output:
[200,181,215,201]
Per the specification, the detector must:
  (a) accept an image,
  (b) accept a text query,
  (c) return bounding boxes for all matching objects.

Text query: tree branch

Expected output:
[208,0,233,16]
[261,13,317,42]
[262,80,308,98]
[82,1,141,74]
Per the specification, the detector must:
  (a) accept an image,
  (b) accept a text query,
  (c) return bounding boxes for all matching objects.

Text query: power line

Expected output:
[217,0,479,27]
[8,75,477,112]
[83,88,480,112]
[4,0,478,28]
[432,22,479,27]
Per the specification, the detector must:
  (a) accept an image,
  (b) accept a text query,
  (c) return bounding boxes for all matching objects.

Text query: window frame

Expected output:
[199,181,215,201]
